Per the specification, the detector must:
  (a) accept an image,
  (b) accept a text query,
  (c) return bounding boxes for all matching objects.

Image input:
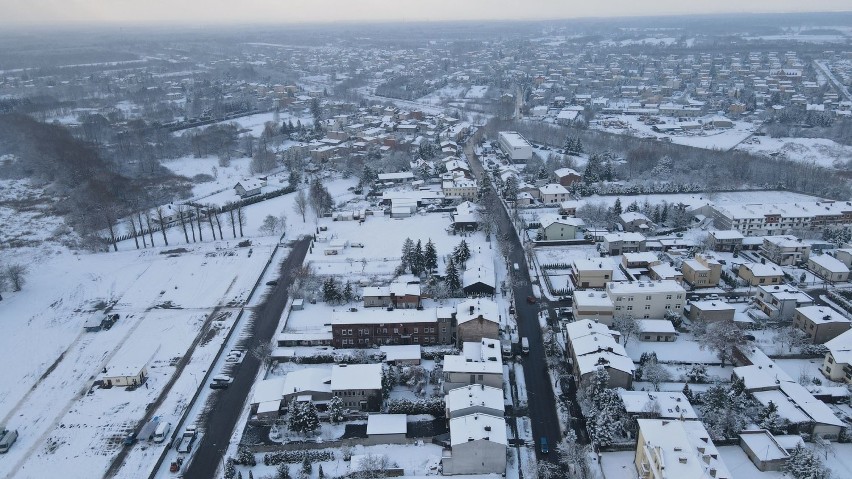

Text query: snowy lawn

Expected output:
[624,333,720,364]
[599,450,637,479]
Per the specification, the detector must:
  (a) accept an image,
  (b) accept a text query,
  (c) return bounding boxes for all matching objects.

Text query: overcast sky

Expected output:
[1,0,850,26]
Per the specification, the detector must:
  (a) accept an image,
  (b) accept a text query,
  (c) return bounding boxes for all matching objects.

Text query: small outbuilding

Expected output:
[365,414,408,445]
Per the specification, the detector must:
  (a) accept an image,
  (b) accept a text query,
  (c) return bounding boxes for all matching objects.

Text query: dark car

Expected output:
[539,436,549,454]
[526,296,537,304]
[123,434,137,447]
[266,280,278,286]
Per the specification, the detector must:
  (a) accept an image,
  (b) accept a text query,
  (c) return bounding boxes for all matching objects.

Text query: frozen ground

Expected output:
[0,178,69,248]
[736,136,852,169]
[591,114,756,150]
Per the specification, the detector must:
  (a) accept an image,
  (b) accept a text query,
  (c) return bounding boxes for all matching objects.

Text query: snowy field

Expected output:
[204,110,313,138]
[416,85,468,106]
[736,136,852,168]
[0,242,272,478]
[465,85,489,99]
[0,178,68,247]
[592,114,756,151]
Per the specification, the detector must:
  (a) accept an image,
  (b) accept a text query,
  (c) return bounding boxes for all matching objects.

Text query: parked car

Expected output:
[539,436,549,454]
[266,280,278,286]
[209,375,233,389]
[526,296,537,304]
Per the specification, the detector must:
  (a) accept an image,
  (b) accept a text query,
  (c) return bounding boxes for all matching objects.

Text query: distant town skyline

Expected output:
[1,0,851,26]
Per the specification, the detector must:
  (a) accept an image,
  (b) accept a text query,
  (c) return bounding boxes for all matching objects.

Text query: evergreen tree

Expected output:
[613,198,623,215]
[627,201,639,212]
[224,459,237,479]
[424,239,438,273]
[318,464,325,479]
[682,383,695,404]
[411,240,424,275]
[342,281,353,303]
[322,277,340,303]
[249,471,255,479]
[288,398,303,433]
[302,401,320,434]
[784,444,830,479]
[757,400,787,434]
[575,137,584,154]
[301,456,312,475]
[453,240,471,265]
[563,135,574,152]
[237,472,243,479]
[329,395,345,423]
[661,203,669,223]
[503,176,519,202]
[445,258,461,293]
[602,160,613,181]
[277,463,291,479]
[583,154,601,184]
[401,238,414,272]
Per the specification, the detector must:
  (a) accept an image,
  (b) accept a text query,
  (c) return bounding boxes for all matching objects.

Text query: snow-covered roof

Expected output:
[825,329,852,365]
[690,300,735,311]
[554,167,580,177]
[575,351,635,376]
[649,263,681,279]
[623,252,659,264]
[331,364,382,391]
[620,211,650,223]
[252,377,287,405]
[796,305,849,325]
[636,419,732,479]
[377,172,415,181]
[572,291,614,309]
[618,389,697,419]
[741,262,784,277]
[332,308,438,325]
[573,258,612,272]
[444,339,503,375]
[636,319,676,334]
[449,413,507,446]
[710,230,744,240]
[366,414,407,435]
[809,254,850,274]
[606,280,685,295]
[462,262,495,289]
[235,179,264,191]
[738,430,789,462]
[602,232,645,243]
[103,344,155,379]
[283,368,332,396]
[757,285,813,303]
[539,183,569,195]
[455,299,499,325]
[445,384,505,414]
[380,345,421,362]
[540,215,584,229]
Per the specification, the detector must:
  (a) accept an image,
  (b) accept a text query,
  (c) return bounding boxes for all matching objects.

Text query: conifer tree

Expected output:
[424,239,438,273]
[445,258,461,293]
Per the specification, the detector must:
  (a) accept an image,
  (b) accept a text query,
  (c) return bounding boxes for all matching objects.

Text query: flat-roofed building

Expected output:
[793,306,851,344]
[572,290,615,326]
[571,259,613,289]
[738,262,784,286]
[606,280,686,320]
[634,419,732,479]
[807,254,850,283]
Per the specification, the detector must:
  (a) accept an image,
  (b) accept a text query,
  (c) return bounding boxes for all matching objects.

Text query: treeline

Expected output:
[486,118,850,200]
[0,113,191,245]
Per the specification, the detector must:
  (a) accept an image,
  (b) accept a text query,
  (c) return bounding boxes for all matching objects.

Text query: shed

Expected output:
[739,430,789,472]
[365,414,408,445]
[380,345,421,365]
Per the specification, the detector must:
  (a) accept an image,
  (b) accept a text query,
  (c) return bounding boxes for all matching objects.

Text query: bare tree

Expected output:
[212,207,224,239]
[293,189,308,223]
[195,205,204,241]
[613,315,642,346]
[155,206,170,246]
[99,205,120,252]
[136,211,148,247]
[176,204,190,243]
[127,217,140,249]
[698,320,746,367]
[206,205,217,240]
[237,205,246,237]
[144,211,156,247]
[226,205,237,238]
[260,215,280,236]
[6,264,27,291]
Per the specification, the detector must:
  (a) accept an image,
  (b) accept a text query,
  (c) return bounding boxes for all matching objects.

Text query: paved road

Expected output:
[183,238,311,478]
[463,140,564,461]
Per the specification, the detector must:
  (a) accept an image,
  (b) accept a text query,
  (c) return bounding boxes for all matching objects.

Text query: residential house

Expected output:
[606,280,686,320]
[571,259,614,289]
[807,254,850,283]
[572,291,615,326]
[330,308,453,348]
[793,306,851,344]
[451,201,479,231]
[559,200,581,217]
[688,300,736,323]
[634,419,732,479]
[761,236,811,266]
[681,254,722,288]
[442,177,478,200]
[622,252,661,270]
[539,183,570,204]
[708,230,744,252]
[712,201,852,237]
[602,232,646,255]
[833,249,852,268]
[445,384,505,419]
[619,212,652,232]
[753,285,814,321]
[331,364,383,411]
[738,262,784,286]
[733,365,844,439]
[564,319,634,389]
[442,339,504,392]
[618,390,697,420]
[455,299,500,345]
[234,179,264,198]
[554,168,582,187]
[636,319,677,342]
[821,329,852,383]
[441,413,507,475]
[538,216,584,241]
[462,259,496,297]
[101,345,152,388]
[363,280,422,309]
[648,263,684,284]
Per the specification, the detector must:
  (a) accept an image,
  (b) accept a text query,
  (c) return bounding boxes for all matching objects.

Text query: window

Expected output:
[644,335,651,340]
[676,295,682,299]
[627,306,633,311]
[645,305,651,310]
[665,304,671,309]
[393,328,399,334]
[442,327,447,333]
[348,329,353,335]
[675,304,681,309]
[666,295,672,300]
[646,296,651,301]
[628,297,634,302]
[826,366,832,373]
[414,328,418,333]
[615,306,622,311]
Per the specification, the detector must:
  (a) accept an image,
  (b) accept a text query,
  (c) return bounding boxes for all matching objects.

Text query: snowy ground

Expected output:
[0,178,69,248]
[591,114,757,151]
[624,333,721,364]
[204,110,313,138]
[736,136,852,169]
[0,242,272,478]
